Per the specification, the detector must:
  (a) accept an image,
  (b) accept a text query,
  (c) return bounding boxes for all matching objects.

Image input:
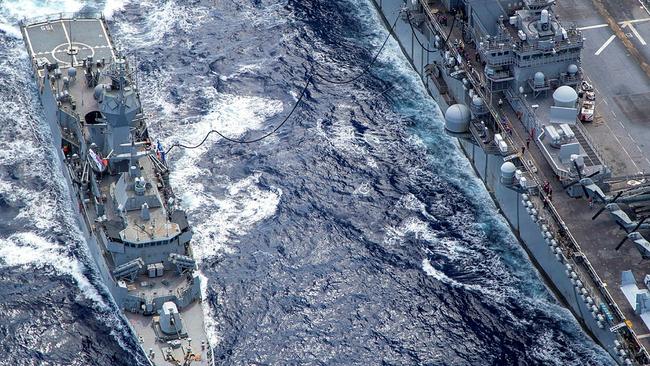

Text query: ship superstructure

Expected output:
[372,0,650,364]
[20,13,212,365]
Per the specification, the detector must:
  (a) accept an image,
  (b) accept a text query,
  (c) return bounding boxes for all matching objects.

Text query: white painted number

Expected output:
[40,25,54,31]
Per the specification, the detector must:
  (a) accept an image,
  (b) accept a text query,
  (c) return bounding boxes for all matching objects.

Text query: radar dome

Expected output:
[94,84,108,101]
[445,104,471,133]
[533,72,545,87]
[67,67,77,79]
[567,64,578,75]
[501,161,517,183]
[553,86,578,108]
[501,161,516,175]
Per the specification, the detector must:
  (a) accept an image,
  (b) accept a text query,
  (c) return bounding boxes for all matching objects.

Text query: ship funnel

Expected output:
[141,202,150,221]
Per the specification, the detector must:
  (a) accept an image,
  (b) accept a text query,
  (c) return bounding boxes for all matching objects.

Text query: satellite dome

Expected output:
[567,64,578,75]
[94,84,108,101]
[501,161,516,175]
[533,72,545,87]
[444,104,471,133]
[472,96,484,106]
[67,67,77,78]
[501,161,517,182]
[553,86,578,107]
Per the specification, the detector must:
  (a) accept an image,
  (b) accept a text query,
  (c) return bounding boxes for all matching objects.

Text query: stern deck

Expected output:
[22,16,115,76]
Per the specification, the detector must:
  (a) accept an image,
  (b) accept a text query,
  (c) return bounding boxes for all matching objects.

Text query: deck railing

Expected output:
[19,11,104,26]
[415,0,648,361]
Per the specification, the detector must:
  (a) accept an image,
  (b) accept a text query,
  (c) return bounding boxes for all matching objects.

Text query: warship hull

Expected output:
[369,0,641,364]
[20,14,212,366]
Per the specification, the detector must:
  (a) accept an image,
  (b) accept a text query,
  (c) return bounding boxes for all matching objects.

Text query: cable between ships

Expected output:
[166,11,402,153]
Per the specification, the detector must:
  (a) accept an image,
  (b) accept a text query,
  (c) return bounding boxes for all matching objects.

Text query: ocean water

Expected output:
[0,0,614,365]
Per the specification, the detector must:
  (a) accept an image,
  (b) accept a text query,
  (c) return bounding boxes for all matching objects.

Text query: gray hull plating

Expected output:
[38,67,123,299]
[370,0,621,362]
[22,15,211,366]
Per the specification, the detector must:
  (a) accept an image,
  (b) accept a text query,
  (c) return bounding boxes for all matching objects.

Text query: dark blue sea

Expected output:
[0,0,615,365]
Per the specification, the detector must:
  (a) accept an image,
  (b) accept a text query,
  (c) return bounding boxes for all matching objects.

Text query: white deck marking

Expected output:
[624,22,647,45]
[99,21,116,60]
[626,17,650,24]
[58,21,79,66]
[640,0,650,17]
[23,29,35,56]
[61,20,71,46]
[595,35,616,55]
[577,17,650,31]
[578,24,608,30]
[602,118,641,171]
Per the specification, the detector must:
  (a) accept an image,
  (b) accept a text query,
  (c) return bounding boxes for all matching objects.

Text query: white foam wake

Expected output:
[0,41,106,309]
[112,0,209,48]
[153,88,285,350]
[103,0,128,20]
[0,232,106,306]
[1,0,84,19]
[0,0,77,38]
[160,88,284,260]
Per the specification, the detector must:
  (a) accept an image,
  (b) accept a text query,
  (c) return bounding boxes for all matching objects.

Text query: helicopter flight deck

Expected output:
[23,18,114,77]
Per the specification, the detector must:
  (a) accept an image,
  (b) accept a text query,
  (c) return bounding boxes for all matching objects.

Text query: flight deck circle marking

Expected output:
[51,42,95,65]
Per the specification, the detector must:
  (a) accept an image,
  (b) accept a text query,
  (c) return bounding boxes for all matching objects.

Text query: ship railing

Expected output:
[485,69,514,82]
[513,38,583,54]
[19,11,104,27]
[505,92,622,322]
[514,54,580,69]
[417,0,518,150]
[536,179,650,360]
[417,0,649,359]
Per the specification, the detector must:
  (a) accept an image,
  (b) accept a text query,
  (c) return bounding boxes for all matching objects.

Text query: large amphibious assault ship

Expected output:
[19,14,212,365]
[371,0,650,364]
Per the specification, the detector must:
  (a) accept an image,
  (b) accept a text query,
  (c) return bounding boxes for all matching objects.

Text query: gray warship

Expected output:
[19,13,212,366]
[371,0,650,364]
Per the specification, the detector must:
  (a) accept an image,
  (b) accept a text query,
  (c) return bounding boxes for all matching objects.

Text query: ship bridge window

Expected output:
[85,111,103,124]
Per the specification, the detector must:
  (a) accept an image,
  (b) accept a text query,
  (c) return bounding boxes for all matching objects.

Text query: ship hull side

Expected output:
[370,0,620,362]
